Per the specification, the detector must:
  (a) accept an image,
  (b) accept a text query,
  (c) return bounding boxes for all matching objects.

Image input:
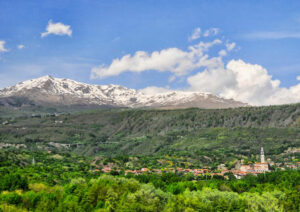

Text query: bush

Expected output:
[0,174,28,192]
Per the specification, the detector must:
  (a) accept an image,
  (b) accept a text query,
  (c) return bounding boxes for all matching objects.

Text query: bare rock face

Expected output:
[0,75,247,109]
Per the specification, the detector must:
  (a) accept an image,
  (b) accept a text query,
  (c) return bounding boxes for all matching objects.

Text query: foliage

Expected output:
[0,171,298,211]
[0,105,299,167]
[0,104,299,211]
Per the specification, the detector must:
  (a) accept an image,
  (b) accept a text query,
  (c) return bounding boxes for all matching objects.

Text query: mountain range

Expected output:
[0,76,247,109]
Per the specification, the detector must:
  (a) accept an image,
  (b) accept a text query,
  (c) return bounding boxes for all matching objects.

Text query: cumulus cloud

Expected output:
[187,59,300,105]
[17,44,25,49]
[41,20,72,37]
[90,27,300,106]
[0,40,8,52]
[187,66,236,95]
[91,39,222,79]
[203,28,219,37]
[188,27,201,41]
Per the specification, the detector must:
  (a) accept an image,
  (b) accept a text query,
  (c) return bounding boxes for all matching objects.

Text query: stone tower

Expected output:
[32,157,36,165]
[260,147,265,163]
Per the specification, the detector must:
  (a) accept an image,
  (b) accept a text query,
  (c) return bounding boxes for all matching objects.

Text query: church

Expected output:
[235,147,269,175]
[252,147,269,172]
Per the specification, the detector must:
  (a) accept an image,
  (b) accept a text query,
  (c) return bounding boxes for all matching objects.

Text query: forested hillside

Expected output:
[0,104,299,167]
[0,104,300,211]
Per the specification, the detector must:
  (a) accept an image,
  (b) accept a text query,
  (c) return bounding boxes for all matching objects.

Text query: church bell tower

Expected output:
[260,147,265,163]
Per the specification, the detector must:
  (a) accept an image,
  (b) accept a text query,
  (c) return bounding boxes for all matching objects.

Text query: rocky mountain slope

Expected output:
[0,75,247,109]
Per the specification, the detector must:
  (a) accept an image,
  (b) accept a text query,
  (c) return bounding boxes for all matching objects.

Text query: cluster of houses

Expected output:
[97,147,299,179]
[99,166,214,177]
[231,147,270,179]
[100,166,211,176]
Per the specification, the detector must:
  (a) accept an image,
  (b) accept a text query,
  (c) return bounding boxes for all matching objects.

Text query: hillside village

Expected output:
[1,104,299,181]
[99,147,300,179]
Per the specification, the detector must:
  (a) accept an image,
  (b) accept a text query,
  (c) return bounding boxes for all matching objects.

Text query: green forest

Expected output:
[0,148,299,211]
[0,104,299,211]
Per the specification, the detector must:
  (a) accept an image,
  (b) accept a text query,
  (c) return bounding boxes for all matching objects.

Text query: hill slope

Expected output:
[0,104,299,166]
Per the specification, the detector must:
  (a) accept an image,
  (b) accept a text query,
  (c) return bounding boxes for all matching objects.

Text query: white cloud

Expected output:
[187,59,300,105]
[244,31,300,39]
[188,27,201,41]
[218,49,227,57]
[91,39,222,79]
[0,40,8,52]
[17,44,25,49]
[187,66,236,95]
[41,20,72,38]
[203,28,219,37]
[188,27,219,41]
[226,42,236,51]
[90,28,300,106]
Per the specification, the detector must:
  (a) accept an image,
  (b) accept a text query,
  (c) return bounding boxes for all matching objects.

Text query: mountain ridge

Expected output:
[0,75,247,109]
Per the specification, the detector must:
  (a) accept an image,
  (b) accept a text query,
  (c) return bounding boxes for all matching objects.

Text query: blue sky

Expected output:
[0,0,300,105]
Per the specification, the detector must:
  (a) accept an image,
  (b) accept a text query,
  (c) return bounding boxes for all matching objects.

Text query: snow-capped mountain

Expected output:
[0,76,247,109]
